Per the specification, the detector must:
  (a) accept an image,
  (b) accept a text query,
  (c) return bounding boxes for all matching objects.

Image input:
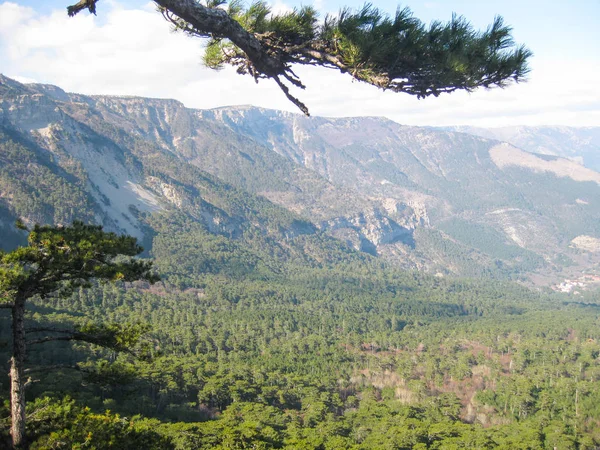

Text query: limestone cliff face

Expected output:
[0,76,245,241]
[2,74,600,280]
[62,95,425,255]
[319,208,413,252]
[207,106,600,251]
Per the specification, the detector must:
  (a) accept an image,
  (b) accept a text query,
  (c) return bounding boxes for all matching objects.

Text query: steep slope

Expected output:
[56,93,423,255]
[206,107,600,275]
[2,74,600,283]
[0,75,361,277]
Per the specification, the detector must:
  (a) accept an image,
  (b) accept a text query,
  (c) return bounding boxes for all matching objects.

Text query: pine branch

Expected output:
[64,0,532,115]
[67,0,99,17]
[26,322,150,359]
[27,331,99,346]
[24,365,83,374]
[274,75,309,116]
[26,326,76,334]
[23,378,39,390]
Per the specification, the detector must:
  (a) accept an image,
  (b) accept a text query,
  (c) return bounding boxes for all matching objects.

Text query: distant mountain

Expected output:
[0,74,364,282]
[445,125,600,172]
[1,74,599,284]
[204,107,600,279]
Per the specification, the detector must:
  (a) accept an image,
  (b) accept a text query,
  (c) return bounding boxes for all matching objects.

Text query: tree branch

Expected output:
[24,365,83,374]
[27,336,77,345]
[273,76,309,116]
[156,0,290,80]
[67,0,98,17]
[27,331,104,346]
[23,377,39,390]
[67,0,308,113]
[64,0,531,115]
[26,326,76,334]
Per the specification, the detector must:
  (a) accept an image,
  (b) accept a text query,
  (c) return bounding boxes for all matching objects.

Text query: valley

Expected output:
[2,75,600,286]
[1,75,600,448]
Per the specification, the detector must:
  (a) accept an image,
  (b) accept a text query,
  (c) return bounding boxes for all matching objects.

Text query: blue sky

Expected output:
[21,0,598,59]
[1,0,599,126]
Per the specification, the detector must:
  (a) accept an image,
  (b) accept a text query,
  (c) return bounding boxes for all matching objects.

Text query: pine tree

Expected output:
[65,0,532,115]
[0,221,158,448]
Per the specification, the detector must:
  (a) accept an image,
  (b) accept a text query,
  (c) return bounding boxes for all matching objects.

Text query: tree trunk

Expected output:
[10,299,26,449]
[155,0,278,74]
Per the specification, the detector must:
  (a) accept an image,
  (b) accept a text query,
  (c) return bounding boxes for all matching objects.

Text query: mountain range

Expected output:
[445,125,600,172]
[1,74,599,285]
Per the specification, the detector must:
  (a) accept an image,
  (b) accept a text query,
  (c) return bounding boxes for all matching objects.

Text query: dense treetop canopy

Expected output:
[65,0,532,114]
[0,221,157,305]
[1,221,158,448]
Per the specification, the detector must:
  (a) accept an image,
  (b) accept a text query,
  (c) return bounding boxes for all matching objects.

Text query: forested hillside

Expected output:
[1,74,600,448]
[2,75,600,284]
[2,229,600,448]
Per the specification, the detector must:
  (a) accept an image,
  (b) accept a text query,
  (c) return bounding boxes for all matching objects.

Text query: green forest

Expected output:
[1,215,600,449]
[0,14,597,445]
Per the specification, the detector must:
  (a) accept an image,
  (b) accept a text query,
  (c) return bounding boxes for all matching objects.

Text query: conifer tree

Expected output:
[66,0,532,115]
[0,221,158,448]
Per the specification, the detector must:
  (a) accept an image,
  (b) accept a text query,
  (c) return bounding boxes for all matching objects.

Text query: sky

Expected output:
[1,0,599,127]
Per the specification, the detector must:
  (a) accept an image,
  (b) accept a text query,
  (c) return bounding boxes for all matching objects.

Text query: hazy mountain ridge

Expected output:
[1,74,600,283]
[207,106,600,278]
[445,125,600,172]
[56,91,424,256]
[0,75,332,267]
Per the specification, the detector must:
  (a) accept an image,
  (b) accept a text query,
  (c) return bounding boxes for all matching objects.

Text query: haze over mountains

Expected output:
[1,74,599,285]
[445,125,600,172]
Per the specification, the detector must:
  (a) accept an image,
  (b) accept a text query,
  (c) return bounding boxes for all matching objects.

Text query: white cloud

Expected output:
[269,0,293,16]
[283,58,600,127]
[311,0,324,14]
[0,1,598,127]
[0,2,33,29]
